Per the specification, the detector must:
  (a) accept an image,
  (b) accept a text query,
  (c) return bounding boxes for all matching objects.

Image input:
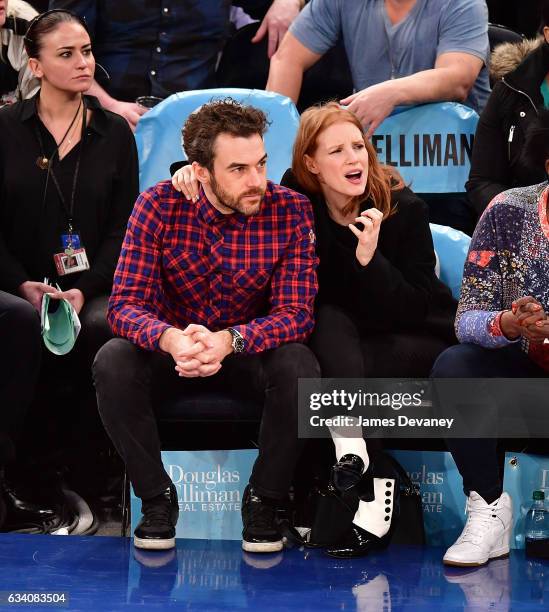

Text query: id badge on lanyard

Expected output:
[35,101,91,277]
[53,230,90,276]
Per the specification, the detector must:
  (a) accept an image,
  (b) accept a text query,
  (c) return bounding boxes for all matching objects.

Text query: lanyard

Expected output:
[34,100,87,232]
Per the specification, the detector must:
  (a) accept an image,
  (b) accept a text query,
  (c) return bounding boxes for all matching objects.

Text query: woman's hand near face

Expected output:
[348,207,383,267]
[172,165,200,201]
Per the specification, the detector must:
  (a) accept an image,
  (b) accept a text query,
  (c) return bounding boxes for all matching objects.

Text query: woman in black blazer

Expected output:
[0,9,138,526]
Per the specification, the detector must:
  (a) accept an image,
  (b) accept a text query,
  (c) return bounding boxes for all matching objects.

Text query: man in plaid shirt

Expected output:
[93,99,319,552]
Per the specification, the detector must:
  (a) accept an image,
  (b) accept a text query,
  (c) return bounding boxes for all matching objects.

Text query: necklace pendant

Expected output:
[36,156,49,170]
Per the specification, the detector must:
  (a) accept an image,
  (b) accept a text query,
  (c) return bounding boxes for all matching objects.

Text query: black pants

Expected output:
[431,343,546,503]
[0,291,42,462]
[93,338,320,501]
[309,304,452,378]
[0,292,111,461]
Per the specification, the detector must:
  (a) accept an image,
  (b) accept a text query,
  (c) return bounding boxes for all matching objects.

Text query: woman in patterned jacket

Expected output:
[432,110,549,568]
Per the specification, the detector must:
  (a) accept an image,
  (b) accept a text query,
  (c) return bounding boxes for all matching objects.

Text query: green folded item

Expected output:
[40,282,81,355]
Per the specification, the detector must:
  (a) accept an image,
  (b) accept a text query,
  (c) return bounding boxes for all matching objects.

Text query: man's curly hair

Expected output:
[182,98,269,171]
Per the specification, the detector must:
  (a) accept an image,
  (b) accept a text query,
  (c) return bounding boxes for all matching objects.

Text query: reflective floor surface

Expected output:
[0,534,548,611]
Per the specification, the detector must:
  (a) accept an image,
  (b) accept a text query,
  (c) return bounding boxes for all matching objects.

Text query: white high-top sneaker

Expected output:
[443,492,512,567]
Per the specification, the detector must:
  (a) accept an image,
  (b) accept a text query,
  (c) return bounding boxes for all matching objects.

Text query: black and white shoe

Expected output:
[326,476,396,558]
[331,454,374,501]
[331,454,365,492]
[134,484,179,550]
[241,485,283,553]
[326,524,381,558]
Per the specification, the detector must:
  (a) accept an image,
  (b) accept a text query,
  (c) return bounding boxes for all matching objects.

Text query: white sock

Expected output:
[353,478,395,539]
[328,419,369,472]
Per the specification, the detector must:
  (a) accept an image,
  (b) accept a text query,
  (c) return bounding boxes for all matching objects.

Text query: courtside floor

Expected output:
[0,534,547,610]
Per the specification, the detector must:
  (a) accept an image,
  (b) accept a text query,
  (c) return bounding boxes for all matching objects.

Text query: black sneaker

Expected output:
[134,484,179,550]
[241,485,283,553]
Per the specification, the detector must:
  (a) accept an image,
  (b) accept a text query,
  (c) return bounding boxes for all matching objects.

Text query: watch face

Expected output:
[229,328,245,353]
[233,335,245,353]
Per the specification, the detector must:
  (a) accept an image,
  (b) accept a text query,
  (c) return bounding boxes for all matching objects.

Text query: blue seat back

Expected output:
[374,102,479,193]
[134,88,300,192]
[430,223,471,299]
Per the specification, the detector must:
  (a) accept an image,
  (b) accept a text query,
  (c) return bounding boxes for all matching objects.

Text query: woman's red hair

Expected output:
[292,102,404,218]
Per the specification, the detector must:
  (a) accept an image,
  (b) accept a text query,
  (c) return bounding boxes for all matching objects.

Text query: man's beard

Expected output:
[210,172,265,216]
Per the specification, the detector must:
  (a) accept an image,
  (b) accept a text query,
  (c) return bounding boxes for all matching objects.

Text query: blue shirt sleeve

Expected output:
[288,0,342,55]
[437,0,489,64]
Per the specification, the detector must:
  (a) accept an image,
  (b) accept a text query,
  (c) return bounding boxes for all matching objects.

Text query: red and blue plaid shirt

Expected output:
[108,180,319,353]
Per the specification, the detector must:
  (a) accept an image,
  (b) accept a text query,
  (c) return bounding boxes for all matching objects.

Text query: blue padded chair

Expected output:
[374,102,479,195]
[375,102,480,234]
[134,88,300,192]
[121,392,263,534]
[430,223,471,299]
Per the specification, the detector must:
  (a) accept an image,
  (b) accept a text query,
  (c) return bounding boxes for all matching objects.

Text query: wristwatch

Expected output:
[227,327,245,353]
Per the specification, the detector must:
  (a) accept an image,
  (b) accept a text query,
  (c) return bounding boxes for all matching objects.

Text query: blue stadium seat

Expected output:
[134,88,300,192]
[376,102,480,234]
[374,102,479,194]
[430,223,471,299]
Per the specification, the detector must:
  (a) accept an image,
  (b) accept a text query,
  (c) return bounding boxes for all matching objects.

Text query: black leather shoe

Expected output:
[134,484,179,550]
[242,485,283,553]
[331,454,364,492]
[2,481,57,524]
[325,524,381,558]
[331,455,374,502]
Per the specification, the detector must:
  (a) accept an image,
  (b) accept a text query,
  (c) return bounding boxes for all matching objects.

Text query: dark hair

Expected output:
[182,98,269,171]
[24,9,88,59]
[523,108,549,170]
[543,0,549,27]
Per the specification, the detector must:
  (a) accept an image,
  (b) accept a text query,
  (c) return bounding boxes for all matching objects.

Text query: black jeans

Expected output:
[309,304,452,378]
[0,292,112,462]
[431,343,546,503]
[93,338,320,501]
[0,291,42,462]
[0,291,110,459]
